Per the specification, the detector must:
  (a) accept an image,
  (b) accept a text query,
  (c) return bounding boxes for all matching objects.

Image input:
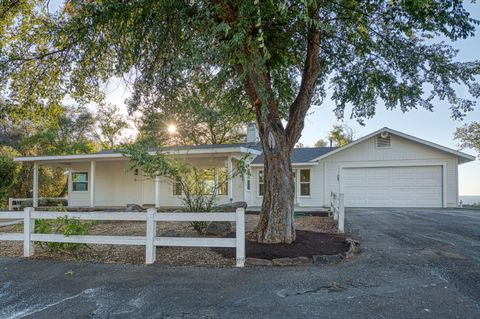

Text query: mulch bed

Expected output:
[213,230,349,260]
[0,215,350,266]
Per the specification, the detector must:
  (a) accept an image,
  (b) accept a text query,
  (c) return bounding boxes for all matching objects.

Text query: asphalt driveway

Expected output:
[1,208,479,318]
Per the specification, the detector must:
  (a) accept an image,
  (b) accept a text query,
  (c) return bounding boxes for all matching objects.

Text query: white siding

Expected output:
[249,164,324,207]
[68,158,246,208]
[322,134,459,207]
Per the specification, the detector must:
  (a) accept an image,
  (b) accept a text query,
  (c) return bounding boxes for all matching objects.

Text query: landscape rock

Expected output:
[343,238,361,259]
[312,254,343,265]
[206,222,232,236]
[245,257,273,267]
[272,256,311,267]
[125,204,145,212]
[212,201,248,212]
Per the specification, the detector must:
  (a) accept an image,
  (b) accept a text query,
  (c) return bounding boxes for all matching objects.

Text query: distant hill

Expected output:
[459,196,480,205]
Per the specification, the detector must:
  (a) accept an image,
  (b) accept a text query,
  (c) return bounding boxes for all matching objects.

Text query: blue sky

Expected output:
[51,0,480,195]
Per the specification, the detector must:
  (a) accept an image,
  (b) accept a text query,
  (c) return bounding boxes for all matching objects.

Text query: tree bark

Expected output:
[254,121,296,243]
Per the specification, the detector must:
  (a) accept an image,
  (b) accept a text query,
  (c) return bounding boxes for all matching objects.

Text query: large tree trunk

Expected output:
[253,122,296,243]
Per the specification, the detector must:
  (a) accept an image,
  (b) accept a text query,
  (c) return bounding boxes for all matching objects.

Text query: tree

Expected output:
[95,104,130,149]
[314,139,327,147]
[0,147,21,207]
[1,1,479,243]
[454,122,480,156]
[329,125,355,147]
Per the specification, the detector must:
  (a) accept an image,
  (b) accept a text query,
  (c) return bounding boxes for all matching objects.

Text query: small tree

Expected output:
[314,139,327,147]
[454,122,480,157]
[329,125,355,147]
[121,139,246,232]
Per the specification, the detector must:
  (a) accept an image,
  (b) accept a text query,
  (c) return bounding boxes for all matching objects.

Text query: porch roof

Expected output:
[14,142,262,163]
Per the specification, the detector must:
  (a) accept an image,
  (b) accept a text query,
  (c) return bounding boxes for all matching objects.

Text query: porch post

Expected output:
[214,168,219,196]
[32,162,39,208]
[155,175,161,208]
[90,160,95,208]
[227,156,233,202]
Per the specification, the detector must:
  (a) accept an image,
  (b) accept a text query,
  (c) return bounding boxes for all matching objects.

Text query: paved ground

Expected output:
[1,208,479,319]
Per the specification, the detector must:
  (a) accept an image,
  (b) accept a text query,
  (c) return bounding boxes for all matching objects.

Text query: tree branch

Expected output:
[285,4,322,149]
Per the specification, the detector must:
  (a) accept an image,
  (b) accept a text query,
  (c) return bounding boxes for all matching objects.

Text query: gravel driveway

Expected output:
[0,208,479,318]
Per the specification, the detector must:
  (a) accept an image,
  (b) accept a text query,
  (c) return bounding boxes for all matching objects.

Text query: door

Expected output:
[342,166,443,208]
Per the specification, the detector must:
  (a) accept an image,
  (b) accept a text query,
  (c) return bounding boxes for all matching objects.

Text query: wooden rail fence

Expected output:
[0,208,245,267]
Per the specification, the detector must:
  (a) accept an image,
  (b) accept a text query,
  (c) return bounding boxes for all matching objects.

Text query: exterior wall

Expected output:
[322,135,459,207]
[68,157,246,208]
[249,164,324,207]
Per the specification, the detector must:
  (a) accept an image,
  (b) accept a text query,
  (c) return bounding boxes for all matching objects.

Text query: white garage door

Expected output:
[342,166,443,208]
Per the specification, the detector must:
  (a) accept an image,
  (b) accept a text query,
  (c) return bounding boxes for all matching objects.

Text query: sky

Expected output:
[50,0,480,195]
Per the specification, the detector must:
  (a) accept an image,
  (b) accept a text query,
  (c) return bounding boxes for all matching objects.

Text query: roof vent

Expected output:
[377,134,391,148]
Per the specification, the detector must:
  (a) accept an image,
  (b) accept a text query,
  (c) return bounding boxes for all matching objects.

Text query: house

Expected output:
[13,126,475,209]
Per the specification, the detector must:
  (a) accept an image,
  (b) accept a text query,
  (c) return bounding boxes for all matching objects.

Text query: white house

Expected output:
[14,126,475,209]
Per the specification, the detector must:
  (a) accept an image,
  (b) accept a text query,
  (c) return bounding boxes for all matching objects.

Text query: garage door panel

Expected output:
[343,166,442,208]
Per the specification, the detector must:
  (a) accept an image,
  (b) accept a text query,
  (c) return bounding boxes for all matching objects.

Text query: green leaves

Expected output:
[0,0,478,126]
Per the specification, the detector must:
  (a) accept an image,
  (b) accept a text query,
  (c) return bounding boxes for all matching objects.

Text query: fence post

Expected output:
[145,208,157,265]
[23,207,35,257]
[235,208,245,267]
[8,198,13,211]
[338,193,345,233]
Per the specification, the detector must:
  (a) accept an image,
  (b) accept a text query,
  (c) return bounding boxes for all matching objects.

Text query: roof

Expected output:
[95,142,262,154]
[14,142,262,162]
[250,147,336,165]
[310,127,476,164]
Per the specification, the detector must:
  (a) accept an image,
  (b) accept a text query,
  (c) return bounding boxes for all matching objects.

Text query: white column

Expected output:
[227,156,233,202]
[90,160,96,208]
[155,176,161,208]
[32,162,39,208]
[214,168,219,196]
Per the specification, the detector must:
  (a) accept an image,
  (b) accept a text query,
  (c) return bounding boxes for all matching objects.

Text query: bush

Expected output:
[34,205,95,257]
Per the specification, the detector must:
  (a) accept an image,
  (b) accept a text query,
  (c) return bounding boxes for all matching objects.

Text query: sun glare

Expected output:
[167,124,177,134]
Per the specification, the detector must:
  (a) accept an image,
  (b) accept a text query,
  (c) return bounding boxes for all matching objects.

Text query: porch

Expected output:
[13,144,260,210]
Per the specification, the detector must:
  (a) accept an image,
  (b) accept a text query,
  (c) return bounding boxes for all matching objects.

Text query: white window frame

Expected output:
[71,171,89,192]
[299,169,311,197]
[257,170,264,197]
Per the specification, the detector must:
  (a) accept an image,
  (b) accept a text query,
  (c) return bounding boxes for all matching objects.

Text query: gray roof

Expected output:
[251,147,336,165]
[94,142,262,154]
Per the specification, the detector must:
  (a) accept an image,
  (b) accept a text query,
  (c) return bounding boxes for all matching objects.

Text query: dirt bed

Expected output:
[0,215,347,266]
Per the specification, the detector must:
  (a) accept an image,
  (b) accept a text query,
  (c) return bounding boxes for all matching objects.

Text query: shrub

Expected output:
[34,205,95,257]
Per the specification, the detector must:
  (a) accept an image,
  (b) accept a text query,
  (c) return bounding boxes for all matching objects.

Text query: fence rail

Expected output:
[0,207,245,267]
[330,192,345,233]
[8,197,68,210]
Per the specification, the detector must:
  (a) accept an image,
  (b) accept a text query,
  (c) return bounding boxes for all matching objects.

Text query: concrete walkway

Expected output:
[0,208,479,318]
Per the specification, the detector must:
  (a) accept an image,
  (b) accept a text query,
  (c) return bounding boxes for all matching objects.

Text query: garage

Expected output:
[342,166,443,208]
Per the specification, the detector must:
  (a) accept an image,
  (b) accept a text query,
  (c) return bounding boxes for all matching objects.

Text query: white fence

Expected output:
[8,197,67,210]
[0,208,245,267]
[330,192,345,233]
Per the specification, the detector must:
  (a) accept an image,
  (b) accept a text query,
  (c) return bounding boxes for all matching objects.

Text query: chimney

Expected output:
[246,122,259,143]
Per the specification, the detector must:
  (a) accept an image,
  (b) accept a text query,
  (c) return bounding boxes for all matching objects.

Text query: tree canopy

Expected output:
[454,122,480,157]
[1,0,479,243]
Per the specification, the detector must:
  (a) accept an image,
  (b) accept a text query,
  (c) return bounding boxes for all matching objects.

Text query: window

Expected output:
[246,172,251,191]
[217,168,228,195]
[300,169,310,196]
[258,170,264,196]
[72,172,88,191]
[376,135,391,148]
[173,176,182,196]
